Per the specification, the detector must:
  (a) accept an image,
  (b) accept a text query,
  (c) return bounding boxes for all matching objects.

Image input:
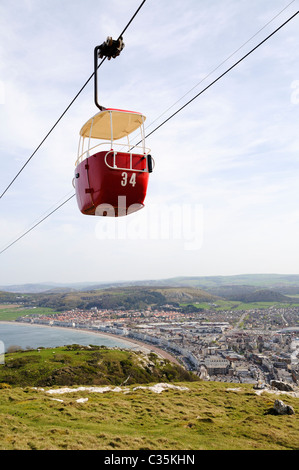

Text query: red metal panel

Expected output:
[75,151,149,216]
[74,160,95,215]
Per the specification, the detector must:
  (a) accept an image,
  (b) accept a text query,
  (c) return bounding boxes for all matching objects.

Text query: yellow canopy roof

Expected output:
[80,108,146,140]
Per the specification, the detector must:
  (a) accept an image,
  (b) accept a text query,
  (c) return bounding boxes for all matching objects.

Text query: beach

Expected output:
[88,327,181,365]
[0,321,181,366]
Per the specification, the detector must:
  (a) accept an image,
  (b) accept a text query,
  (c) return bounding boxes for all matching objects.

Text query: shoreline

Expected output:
[0,320,181,366]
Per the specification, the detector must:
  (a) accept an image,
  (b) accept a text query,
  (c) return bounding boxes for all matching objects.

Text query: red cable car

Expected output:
[74,108,153,217]
[74,37,154,217]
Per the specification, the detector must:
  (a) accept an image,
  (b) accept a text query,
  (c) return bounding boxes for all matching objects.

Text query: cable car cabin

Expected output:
[74,108,153,217]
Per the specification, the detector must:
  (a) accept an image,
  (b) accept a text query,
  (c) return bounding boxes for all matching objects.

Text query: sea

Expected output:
[0,322,145,353]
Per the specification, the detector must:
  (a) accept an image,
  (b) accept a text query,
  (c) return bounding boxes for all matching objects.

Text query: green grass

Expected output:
[0,306,60,321]
[0,346,298,450]
[0,381,298,450]
[0,345,195,388]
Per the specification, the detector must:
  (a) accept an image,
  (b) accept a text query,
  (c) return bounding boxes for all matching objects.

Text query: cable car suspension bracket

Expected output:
[94,36,125,111]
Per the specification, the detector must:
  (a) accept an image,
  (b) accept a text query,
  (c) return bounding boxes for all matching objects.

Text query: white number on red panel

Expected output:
[129,173,136,187]
[121,172,136,187]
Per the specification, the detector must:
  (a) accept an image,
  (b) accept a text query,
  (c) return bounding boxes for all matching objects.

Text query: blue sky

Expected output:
[0,0,299,285]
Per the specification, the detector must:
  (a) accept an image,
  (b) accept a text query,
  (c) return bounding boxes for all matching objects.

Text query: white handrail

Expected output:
[104,150,150,173]
[75,141,151,167]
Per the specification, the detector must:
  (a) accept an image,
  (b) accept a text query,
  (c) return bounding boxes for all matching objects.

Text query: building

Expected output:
[204,355,230,375]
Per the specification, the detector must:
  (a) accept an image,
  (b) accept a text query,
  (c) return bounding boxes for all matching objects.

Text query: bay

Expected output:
[0,322,144,352]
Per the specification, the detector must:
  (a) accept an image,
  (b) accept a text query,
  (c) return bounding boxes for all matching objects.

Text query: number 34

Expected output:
[121,172,136,187]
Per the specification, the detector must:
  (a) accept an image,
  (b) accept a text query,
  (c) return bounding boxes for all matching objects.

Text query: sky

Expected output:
[0,0,299,286]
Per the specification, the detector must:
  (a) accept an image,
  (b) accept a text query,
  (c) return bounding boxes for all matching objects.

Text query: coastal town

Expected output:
[16,303,299,387]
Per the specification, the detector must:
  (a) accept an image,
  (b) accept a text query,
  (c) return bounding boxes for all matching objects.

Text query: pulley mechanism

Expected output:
[98,36,125,60]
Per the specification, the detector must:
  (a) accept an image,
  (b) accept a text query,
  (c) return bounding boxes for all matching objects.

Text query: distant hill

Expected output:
[139,286,218,303]
[23,286,219,312]
[219,288,293,303]
[2,273,299,294]
[0,282,102,294]
[2,275,299,312]
[161,274,299,290]
[0,290,27,302]
[198,285,297,302]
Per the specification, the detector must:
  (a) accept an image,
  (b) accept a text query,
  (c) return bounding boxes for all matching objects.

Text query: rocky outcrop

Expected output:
[273,399,295,415]
[270,380,294,392]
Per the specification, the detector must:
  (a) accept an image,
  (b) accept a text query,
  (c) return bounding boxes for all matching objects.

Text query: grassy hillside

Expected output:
[205,287,293,303]
[0,345,194,387]
[0,379,298,450]
[0,346,298,450]
[1,281,299,323]
[0,286,219,313]
[166,274,299,289]
[3,273,299,293]
[149,286,218,302]
[0,306,60,321]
